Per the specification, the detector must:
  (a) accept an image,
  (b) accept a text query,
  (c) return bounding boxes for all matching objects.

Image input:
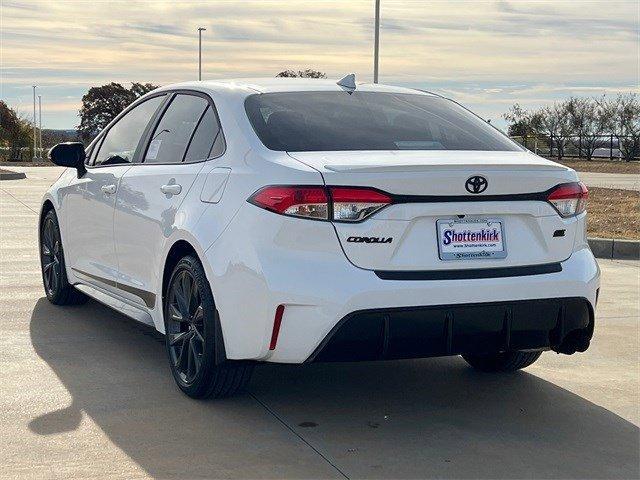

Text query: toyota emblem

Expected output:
[465,175,488,194]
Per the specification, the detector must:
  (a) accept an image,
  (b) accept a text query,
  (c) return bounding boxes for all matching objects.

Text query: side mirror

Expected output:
[49,142,86,177]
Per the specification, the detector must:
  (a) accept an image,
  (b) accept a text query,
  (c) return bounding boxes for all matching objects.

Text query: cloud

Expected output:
[2,0,637,129]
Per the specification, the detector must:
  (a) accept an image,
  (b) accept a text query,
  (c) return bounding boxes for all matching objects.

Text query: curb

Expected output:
[588,238,640,260]
[0,170,26,180]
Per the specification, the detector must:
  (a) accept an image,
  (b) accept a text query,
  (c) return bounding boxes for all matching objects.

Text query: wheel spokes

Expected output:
[192,304,205,343]
[174,275,190,317]
[190,338,201,375]
[44,221,56,252]
[181,272,195,314]
[50,266,58,291]
[45,262,54,290]
[43,222,52,250]
[192,324,205,343]
[167,269,207,383]
[175,332,192,370]
[186,337,194,377]
[168,330,190,346]
[42,220,61,294]
[45,265,52,290]
[168,303,185,323]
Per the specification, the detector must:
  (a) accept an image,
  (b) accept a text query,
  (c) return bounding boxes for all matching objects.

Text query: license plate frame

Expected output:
[436,217,507,261]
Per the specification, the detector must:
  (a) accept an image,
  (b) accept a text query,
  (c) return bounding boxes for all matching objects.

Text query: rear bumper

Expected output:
[204,205,600,363]
[268,247,598,363]
[308,297,593,363]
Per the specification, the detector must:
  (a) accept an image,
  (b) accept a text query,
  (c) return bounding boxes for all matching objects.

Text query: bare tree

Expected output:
[603,93,640,162]
[503,104,540,137]
[538,101,573,159]
[503,94,639,161]
[566,96,611,161]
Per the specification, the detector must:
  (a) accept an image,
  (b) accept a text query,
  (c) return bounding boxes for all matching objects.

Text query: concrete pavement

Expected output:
[1,169,638,479]
[576,171,639,191]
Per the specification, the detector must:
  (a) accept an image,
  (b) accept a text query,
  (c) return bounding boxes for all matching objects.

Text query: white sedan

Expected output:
[41,77,599,398]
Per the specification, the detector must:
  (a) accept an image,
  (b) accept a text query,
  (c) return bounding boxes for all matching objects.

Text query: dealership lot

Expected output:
[1,169,638,479]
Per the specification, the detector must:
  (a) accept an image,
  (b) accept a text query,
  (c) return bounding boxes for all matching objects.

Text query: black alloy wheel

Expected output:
[166,269,206,385]
[39,209,87,305]
[164,255,253,399]
[41,215,61,297]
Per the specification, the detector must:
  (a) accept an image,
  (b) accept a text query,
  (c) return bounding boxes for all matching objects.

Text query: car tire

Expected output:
[40,209,88,306]
[164,255,253,399]
[462,351,542,372]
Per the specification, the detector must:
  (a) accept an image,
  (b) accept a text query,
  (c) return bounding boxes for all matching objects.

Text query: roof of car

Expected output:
[154,77,434,96]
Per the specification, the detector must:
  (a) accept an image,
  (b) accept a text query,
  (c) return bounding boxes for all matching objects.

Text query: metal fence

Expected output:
[0,146,47,162]
[3,137,638,163]
[509,134,639,160]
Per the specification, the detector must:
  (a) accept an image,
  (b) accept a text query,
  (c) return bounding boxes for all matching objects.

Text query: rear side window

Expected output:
[244,91,521,152]
[183,106,225,162]
[144,94,209,164]
[94,95,165,166]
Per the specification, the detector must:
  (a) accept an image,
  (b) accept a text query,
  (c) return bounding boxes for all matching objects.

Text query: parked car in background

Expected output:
[40,78,599,398]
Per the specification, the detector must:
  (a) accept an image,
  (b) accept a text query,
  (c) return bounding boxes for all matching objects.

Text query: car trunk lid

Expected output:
[288,150,580,271]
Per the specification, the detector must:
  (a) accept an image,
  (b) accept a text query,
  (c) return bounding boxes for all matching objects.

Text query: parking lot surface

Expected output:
[1,168,638,479]
[577,171,640,191]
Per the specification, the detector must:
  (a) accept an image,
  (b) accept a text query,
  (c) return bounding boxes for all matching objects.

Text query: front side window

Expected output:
[144,94,210,164]
[94,95,165,166]
[244,91,521,152]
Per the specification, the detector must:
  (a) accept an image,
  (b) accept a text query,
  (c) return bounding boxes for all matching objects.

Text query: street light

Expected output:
[38,95,42,159]
[198,27,206,81]
[373,0,380,83]
[32,86,37,161]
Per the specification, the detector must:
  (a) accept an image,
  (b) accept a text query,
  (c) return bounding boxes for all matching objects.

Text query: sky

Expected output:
[1,0,638,131]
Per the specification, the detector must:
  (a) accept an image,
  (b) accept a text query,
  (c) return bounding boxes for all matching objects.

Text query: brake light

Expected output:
[248,186,392,222]
[330,187,392,222]
[547,182,588,217]
[248,186,329,220]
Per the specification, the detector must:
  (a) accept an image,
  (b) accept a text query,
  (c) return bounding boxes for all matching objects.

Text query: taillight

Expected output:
[547,182,588,217]
[248,186,392,222]
[330,187,392,222]
[248,186,329,220]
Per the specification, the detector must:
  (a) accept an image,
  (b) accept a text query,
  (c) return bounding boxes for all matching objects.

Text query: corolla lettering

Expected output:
[347,236,393,244]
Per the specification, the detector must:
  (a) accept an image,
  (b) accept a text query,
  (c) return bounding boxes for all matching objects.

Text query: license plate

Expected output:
[436,218,506,261]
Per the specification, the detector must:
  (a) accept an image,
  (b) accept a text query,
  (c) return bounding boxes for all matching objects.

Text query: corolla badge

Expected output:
[347,236,393,244]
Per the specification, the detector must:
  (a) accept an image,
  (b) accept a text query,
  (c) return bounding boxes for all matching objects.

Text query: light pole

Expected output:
[38,95,42,159]
[373,0,380,83]
[198,27,206,81]
[32,86,37,161]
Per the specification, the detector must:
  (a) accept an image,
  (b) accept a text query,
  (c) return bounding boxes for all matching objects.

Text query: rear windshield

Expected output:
[244,91,521,152]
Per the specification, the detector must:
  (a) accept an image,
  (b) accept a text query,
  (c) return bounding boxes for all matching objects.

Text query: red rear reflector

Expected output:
[269,305,285,351]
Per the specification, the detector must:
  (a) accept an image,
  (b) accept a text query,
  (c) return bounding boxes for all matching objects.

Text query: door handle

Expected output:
[160,184,182,195]
[101,184,117,195]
